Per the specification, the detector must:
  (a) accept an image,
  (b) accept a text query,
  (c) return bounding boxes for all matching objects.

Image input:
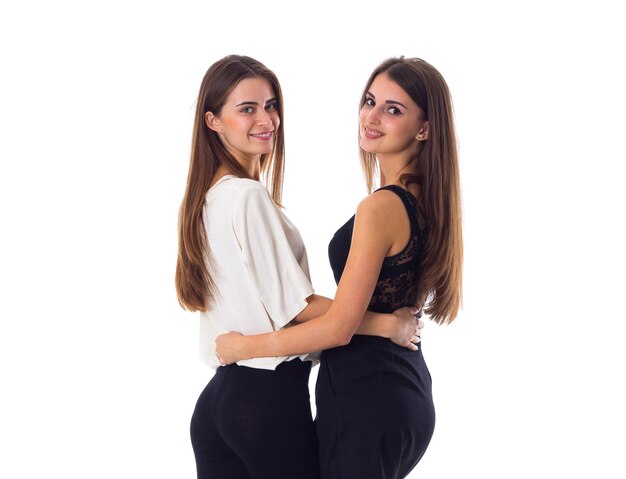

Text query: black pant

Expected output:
[190,358,320,479]
[316,335,436,479]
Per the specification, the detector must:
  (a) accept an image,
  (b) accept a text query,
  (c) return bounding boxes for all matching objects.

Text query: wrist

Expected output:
[238,335,253,361]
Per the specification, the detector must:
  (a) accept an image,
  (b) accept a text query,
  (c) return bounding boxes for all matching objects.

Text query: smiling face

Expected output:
[205,77,280,165]
[359,73,429,159]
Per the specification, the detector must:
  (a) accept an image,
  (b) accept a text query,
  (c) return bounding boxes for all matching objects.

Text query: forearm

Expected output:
[298,298,393,338]
[237,311,357,360]
[355,311,395,338]
[298,295,394,337]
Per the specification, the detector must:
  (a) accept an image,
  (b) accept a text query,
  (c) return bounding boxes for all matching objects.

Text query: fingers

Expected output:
[405,340,419,351]
[406,308,423,351]
[402,334,421,351]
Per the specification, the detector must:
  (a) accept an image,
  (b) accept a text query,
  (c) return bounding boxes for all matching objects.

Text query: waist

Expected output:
[319,337,429,392]
[217,357,312,379]
[324,334,423,356]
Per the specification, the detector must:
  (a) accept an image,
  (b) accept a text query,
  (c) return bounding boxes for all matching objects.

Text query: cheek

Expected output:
[393,119,420,141]
[359,108,368,126]
[270,112,280,128]
[222,116,242,130]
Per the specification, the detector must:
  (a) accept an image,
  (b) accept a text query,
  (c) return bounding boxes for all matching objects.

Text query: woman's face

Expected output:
[359,73,427,157]
[206,77,280,163]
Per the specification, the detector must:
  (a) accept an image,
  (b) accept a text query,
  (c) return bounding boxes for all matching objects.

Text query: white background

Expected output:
[1,0,625,477]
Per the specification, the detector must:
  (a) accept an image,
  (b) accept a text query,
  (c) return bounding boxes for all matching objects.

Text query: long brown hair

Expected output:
[176,55,286,312]
[360,57,463,324]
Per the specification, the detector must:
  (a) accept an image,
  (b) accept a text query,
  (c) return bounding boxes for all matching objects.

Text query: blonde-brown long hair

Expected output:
[360,57,463,324]
[176,55,286,312]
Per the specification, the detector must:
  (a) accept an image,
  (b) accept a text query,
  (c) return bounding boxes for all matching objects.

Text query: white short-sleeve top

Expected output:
[198,175,318,370]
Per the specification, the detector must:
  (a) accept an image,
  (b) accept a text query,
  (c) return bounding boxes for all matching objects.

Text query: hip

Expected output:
[318,335,432,396]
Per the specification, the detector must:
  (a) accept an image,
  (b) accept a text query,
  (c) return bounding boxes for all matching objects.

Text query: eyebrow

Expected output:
[235,97,278,107]
[366,91,408,110]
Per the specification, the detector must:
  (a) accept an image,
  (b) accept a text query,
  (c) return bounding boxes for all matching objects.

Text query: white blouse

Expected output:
[198,175,318,370]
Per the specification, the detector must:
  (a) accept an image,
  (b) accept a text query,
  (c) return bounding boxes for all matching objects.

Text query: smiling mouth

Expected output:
[363,127,384,139]
[250,131,274,141]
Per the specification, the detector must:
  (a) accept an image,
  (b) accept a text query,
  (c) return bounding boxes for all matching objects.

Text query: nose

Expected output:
[256,110,274,128]
[365,105,382,125]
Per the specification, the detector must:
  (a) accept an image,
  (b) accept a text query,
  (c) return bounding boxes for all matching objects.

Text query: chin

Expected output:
[359,141,377,154]
[247,147,272,156]
[359,138,370,149]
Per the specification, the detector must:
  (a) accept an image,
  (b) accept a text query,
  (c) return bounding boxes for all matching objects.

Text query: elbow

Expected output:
[336,336,351,347]
[322,313,355,348]
[332,328,353,348]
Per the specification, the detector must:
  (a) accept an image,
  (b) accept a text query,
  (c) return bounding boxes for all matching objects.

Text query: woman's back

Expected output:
[199,175,314,369]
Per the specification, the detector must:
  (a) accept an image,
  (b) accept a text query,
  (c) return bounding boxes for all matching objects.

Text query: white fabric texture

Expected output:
[198,175,317,370]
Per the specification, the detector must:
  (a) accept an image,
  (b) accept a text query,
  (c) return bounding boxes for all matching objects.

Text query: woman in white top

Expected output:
[176,55,422,479]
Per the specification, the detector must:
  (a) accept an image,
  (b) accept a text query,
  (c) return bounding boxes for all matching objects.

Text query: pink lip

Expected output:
[363,127,384,140]
[250,131,274,141]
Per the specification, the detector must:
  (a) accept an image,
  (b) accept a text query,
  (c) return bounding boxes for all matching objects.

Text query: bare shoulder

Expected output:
[356,189,404,220]
[353,190,404,249]
[355,190,409,252]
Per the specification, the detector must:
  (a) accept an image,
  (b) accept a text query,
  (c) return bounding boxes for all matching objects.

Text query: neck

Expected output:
[237,153,262,179]
[225,146,262,179]
[210,154,262,189]
[249,156,262,179]
[378,152,417,187]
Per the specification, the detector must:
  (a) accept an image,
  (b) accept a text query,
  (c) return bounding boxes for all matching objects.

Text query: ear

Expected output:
[416,121,430,141]
[205,111,223,133]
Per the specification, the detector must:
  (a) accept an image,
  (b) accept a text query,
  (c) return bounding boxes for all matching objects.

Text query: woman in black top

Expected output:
[216,57,463,479]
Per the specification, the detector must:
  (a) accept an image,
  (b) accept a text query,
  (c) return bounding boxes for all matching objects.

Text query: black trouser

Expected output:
[191,358,320,479]
[316,335,436,479]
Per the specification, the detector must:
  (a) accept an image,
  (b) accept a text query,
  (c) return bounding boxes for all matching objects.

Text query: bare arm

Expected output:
[216,192,421,362]
[289,294,332,323]
[291,294,422,344]
[357,308,423,346]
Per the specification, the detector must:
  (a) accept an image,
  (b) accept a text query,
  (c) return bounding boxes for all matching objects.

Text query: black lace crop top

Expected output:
[328,185,422,314]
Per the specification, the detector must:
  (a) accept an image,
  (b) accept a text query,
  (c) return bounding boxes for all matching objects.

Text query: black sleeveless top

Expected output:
[328,185,422,314]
